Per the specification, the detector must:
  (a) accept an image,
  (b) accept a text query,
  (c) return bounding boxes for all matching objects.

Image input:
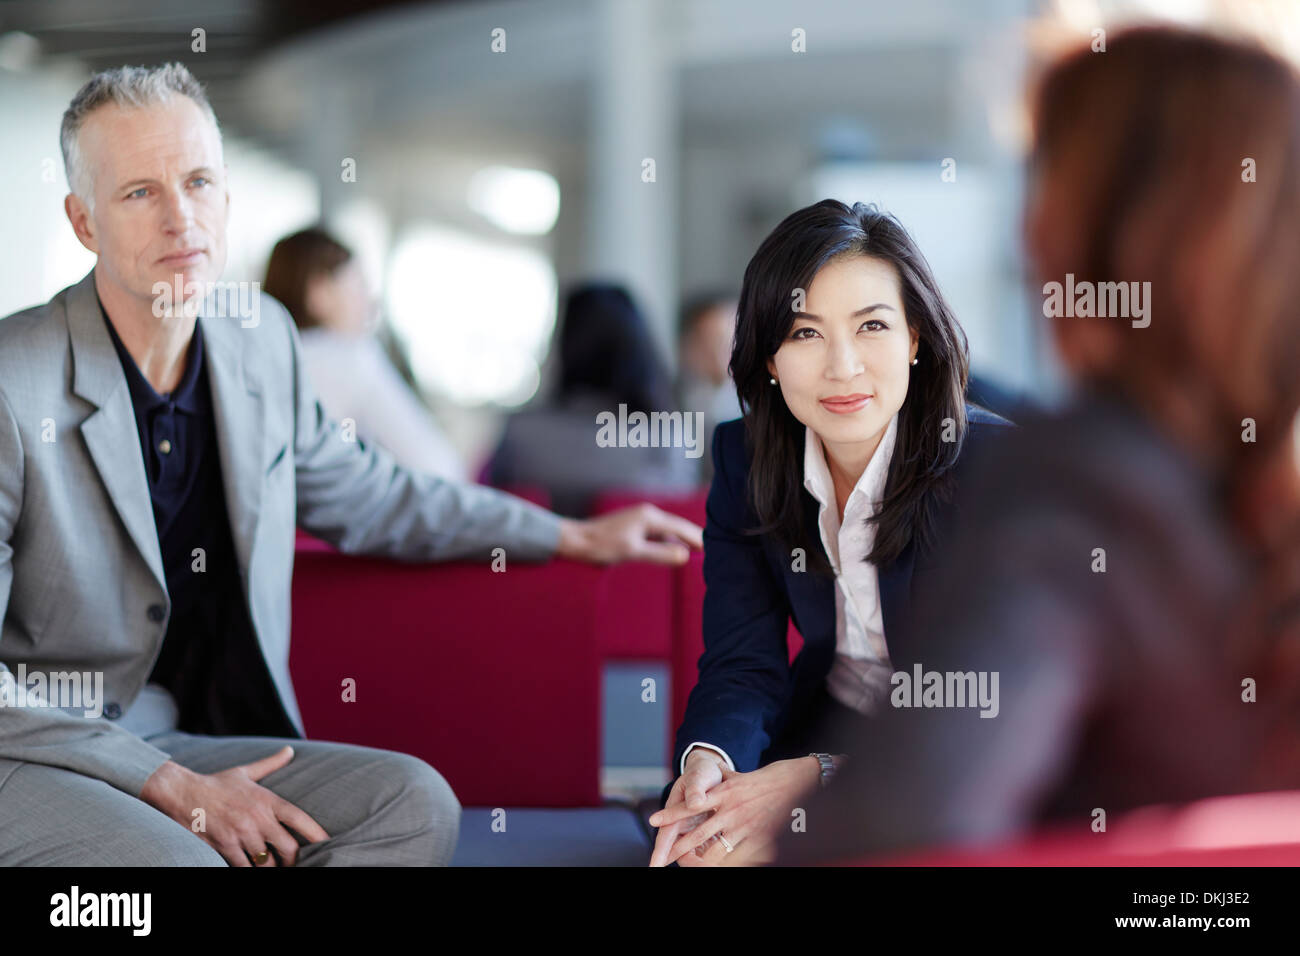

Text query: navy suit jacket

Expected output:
[672,404,1012,774]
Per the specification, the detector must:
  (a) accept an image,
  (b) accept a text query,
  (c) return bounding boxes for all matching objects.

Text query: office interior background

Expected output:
[3,0,1299,822]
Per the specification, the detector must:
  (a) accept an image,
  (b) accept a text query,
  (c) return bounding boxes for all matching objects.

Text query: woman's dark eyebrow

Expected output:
[792,303,895,320]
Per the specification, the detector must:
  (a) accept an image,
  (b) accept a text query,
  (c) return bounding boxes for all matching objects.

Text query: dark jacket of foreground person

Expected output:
[779,391,1300,863]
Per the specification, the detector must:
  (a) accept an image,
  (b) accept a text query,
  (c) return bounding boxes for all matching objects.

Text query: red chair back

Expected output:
[290,545,605,807]
[835,790,1300,865]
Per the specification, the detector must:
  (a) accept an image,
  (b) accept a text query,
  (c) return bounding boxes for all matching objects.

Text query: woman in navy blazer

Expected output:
[650,199,1010,866]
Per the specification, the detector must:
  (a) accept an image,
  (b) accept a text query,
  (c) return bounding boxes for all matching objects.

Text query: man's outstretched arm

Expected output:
[275,299,701,566]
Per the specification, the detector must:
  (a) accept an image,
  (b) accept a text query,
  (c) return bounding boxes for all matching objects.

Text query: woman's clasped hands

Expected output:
[648,748,823,866]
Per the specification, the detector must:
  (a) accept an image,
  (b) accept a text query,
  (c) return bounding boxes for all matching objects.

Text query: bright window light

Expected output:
[467,166,561,235]
[386,224,556,406]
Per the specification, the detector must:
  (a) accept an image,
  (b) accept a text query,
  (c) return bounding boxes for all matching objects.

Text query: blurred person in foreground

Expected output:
[487,282,703,517]
[263,226,467,482]
[0,63,701,868]
[766,25,1300,865]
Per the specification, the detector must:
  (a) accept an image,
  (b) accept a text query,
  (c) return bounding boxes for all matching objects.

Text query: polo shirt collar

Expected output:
[97,292,206,414]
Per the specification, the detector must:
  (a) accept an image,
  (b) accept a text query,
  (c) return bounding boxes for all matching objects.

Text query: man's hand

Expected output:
[556,503,703,566]
[648,756,823,867]
[139,745,329,866]
[648,748,729,866]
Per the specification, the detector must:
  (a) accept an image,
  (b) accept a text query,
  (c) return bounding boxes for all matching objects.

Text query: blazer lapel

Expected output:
[199,298,265,590]
[67,268,266,600]
[878,540,916,663]
[68,270,167,593]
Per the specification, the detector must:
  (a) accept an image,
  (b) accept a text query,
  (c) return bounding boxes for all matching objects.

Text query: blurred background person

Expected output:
[263,226,468,482]
[778,24,1300,866]
[676,291,741,483]
[486,282,702,517]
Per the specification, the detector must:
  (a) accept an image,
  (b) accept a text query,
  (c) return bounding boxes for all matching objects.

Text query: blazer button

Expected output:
[147,604,166,623]
[104,702,122,720]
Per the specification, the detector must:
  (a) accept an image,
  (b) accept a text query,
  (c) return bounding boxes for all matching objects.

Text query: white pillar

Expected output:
[585,0,679,371]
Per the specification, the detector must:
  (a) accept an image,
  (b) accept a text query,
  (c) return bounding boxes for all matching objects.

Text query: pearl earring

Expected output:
[770,376,778,385]
[910,358,918,366]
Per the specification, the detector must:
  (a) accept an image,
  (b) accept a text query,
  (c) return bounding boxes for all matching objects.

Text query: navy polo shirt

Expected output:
[99,296,298,738]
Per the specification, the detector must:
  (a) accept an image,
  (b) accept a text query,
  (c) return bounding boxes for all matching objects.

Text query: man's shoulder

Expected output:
[0,283,78,400]
[0,285,73,348]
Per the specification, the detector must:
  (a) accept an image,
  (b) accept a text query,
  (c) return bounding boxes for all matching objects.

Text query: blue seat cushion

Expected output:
[452,807,651,866]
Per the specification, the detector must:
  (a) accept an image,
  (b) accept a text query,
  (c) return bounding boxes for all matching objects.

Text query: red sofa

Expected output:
[289,515,1300,865]
[866,790,1300,865]
[589,490,706,662]
[289,532,605,807]
[287,487,707,809]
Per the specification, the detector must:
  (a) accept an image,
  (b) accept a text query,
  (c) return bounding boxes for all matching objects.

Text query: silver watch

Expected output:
[809,752,837,788]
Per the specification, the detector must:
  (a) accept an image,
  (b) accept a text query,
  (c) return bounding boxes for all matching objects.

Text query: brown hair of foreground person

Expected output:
[1029,28,1300,737]
[1026,26,1300,558]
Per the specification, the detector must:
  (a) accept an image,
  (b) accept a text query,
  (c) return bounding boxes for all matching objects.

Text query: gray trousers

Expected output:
[0,685,461,866]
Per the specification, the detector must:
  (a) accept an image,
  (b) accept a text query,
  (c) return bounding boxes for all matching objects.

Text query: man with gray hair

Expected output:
[0,62,702,866]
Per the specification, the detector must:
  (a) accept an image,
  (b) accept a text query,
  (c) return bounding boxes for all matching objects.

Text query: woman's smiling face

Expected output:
[766,254,918,454]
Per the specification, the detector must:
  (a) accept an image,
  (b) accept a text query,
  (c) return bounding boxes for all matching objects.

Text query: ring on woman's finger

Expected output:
[693,833,719,857]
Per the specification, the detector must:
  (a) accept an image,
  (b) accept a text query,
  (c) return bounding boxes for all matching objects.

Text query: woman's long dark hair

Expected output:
[732,199,970,574]
[556,283,675,414]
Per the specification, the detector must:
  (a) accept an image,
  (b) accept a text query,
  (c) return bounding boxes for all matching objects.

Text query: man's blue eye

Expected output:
[127,188,147,199]
[191,177,209,187]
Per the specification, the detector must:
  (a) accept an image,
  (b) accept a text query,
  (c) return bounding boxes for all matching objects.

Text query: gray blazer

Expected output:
[0,268,561,799]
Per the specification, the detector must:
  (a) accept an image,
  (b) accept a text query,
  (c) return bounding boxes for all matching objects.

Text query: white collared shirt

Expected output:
[804,411,898,715]
[681,412,899,774]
